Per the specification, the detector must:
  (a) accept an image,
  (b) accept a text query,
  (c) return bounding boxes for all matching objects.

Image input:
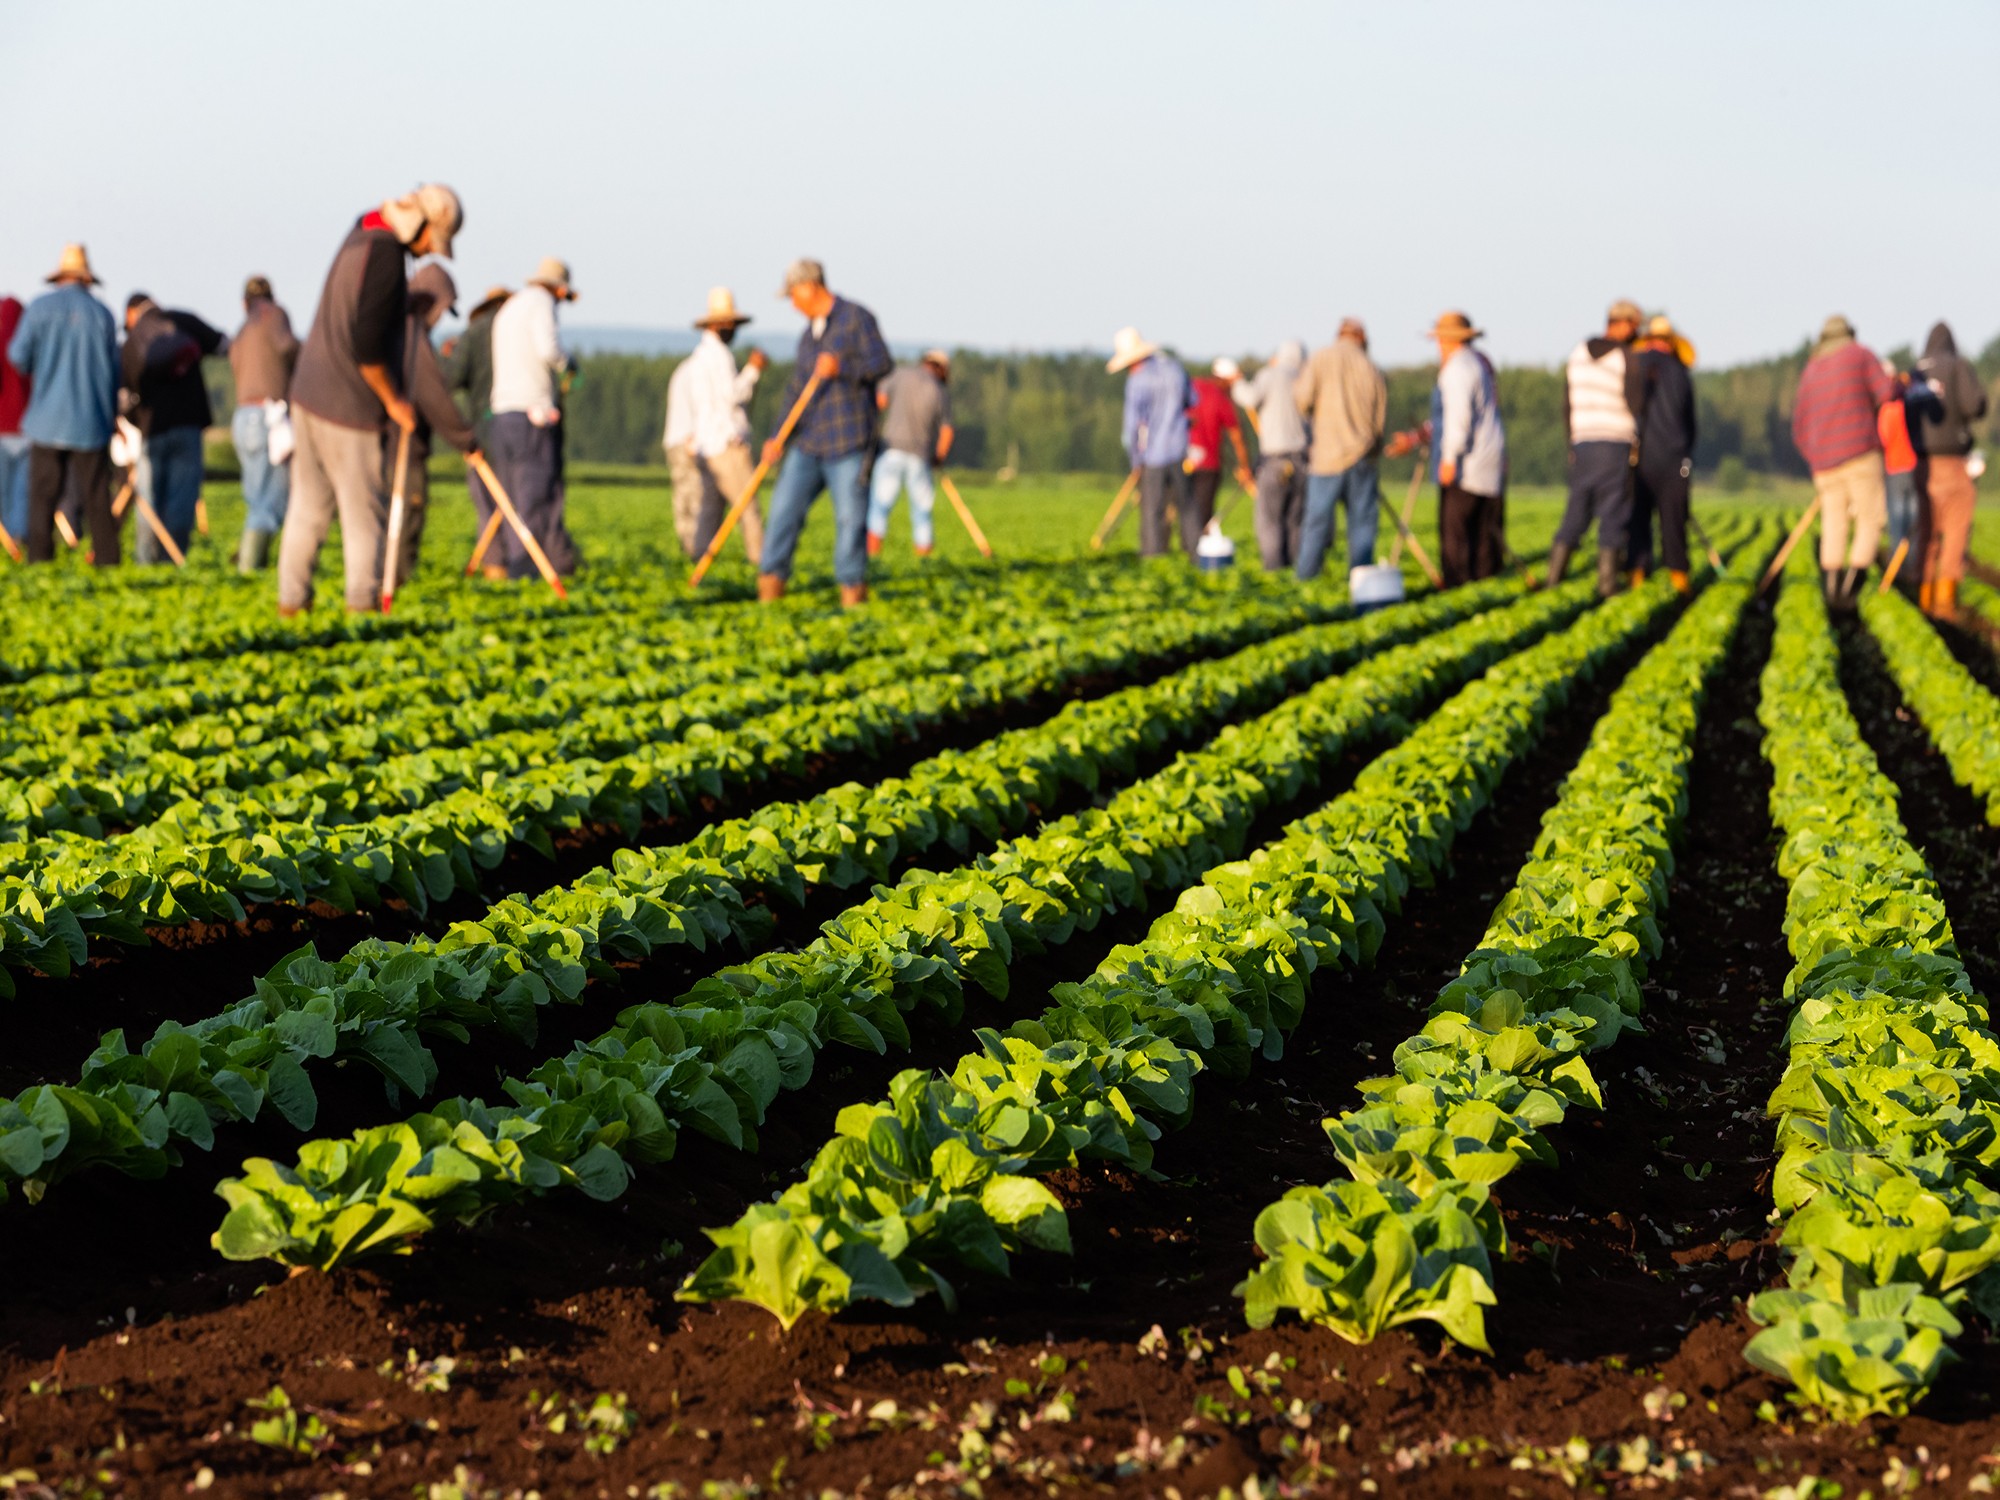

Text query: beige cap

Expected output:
[780,257,826,294]
[380,184,463,258]
[1211,356,1241,381]
[921,347,951,372]
[46,243,100,285]
[1337,317,1368,346]
[695,286,752,329]
[1106,326,1160,374]
[470,284,511,318]
[531,256,575,299]
[1606,298,1643,326]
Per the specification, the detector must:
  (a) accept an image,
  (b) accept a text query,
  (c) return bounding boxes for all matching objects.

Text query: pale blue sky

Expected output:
[8,0,1998,369]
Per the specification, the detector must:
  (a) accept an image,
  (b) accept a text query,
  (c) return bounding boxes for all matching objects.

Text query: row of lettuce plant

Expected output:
[1858,585,2000,824]
[205,580,1604,1272]
[0,580,1344,985]
[654,575,1699,1327]
[0,567,1237,834]
[1239,560,1755,1353]
[1738,560,2000,1420]
[0,579,1513,1204]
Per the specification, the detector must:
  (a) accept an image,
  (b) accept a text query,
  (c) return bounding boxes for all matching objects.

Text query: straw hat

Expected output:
[469,284,511,318]
[531,257,576,300]
[1106,326,1160,374]
[46,243,100,285]
[694,286,752,330]
[1426,310,1483,341]
[921,347,951,373]
[1645,314,1696,368]
[1211,356,1241,381]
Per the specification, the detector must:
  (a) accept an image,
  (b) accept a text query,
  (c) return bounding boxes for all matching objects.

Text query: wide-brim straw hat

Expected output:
[695,286,752,329]
[1427,311,1483,341]
[46,243,100,285]
[470,284,512,318]
[1107,326,1159,374]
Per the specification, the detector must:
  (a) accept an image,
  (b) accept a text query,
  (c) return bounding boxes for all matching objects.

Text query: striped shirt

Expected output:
[1564,340,1639,446]
[1791,341,1892,474]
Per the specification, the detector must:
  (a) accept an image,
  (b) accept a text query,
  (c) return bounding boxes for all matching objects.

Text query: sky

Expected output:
[8,0,1999,371]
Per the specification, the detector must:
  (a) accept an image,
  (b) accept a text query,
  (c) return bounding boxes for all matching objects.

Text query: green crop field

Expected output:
[10,479,2000,1498]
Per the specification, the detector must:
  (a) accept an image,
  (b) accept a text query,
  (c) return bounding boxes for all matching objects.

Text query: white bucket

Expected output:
[1348,563,1406,612]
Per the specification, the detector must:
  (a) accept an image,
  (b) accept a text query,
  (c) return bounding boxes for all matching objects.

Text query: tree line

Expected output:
[561,336,2000,487]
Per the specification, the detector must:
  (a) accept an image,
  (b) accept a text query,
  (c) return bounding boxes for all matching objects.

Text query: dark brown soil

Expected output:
[8,594,2000,1497]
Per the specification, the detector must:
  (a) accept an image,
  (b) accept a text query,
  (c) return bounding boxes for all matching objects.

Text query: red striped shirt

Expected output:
[1792,342,1892,474]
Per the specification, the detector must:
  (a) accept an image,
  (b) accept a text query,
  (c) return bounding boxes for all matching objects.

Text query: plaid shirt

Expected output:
[1791,341,1892,474]
[774,295,892,458]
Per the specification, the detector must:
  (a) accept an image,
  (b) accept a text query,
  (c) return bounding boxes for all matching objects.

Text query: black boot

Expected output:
[1595,547,1621,598]
[1542,541,1573,590]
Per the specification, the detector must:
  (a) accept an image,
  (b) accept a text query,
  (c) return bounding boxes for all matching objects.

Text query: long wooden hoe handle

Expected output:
[1879,536,1910,594]
[1388,446,1426,569]
[54,511,79,549]
[1090,468,1141,552]
[133,492,186,567]
[468,451,569,601]
[689,370,823,590]
[466,506,506,575]
[938,474,993,558]
[380,426,412,613]
[1685,508,1727,574]
[1759,495,1823,595]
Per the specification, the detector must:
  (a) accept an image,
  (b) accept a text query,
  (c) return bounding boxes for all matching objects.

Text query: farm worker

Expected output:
[1877,364,1920,567]
[385,263,477,581]
[1789,314,1893,611]
[1292,317,1387,581]
[228,276,299,572]
[489,257,579,581]
[867,349,954,557]
[6,244,121,565]
[1423,310,1508,586]
[1549,298,1645,596]
[1907,320,1989,618]
[0,295,27,545]
[279,182,463,614]
[439,283,509,575]
[1232,341,1308,571]
[121,292,228,564]
[1629,314,1697,594]
[664,286,766,560]
[759,258,892,606]
[1183,358,1249,557]
[1108,326,1190,560]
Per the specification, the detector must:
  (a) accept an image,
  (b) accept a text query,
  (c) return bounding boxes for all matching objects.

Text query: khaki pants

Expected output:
[670,442,763,562]
[1812,451,1886,571]
[280,406,388,611]
[1917,454,1976,584]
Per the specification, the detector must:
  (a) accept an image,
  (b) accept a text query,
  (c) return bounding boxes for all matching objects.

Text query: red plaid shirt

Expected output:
[1792,342,1892,474]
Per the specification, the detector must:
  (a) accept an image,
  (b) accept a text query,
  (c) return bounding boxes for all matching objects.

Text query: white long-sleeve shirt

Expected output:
[663,331,761,458]
[489,284,567,420]
[1436,347,1507,498]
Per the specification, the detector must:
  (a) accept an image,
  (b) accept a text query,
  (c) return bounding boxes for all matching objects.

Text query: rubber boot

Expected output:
[839,583,868,609]
[865,531,884,558]
[1595,548,1621,598]
[1542,541,1573,591]
[1920,579,1936,613]
[236,527,274,574]
[757,572,786,603]
[1669,569,1692,596]
[1935,577,1959,621]
[1840,567,1861,612]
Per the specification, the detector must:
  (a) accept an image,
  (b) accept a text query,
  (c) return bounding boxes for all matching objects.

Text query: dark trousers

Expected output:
[1137,464,1187,558]
[1630,459,1690,573]
[1185,468,1221,555]
[489,412,563,581]
[1557,440,1635,555]
[1254,453,1306,570]
[28,444,117,565]
[1440,483,1503,586]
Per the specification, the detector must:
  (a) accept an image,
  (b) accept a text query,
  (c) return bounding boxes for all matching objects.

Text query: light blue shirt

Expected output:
[7,284,119,450]
[1121,353,1190,468]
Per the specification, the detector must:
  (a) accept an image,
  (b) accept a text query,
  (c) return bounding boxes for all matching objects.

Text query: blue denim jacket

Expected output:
[7,285,119,450]
[1121,354,1190,468]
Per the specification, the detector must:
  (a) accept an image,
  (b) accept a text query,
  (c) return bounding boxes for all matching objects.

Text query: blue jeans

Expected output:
[867,448,936,550]
[1296,461,1381,580]
[233,403,290,533]
[136,425,204,563]
[0,437,28,543]
[1884,469,1920,559]
[763,448,868,585]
